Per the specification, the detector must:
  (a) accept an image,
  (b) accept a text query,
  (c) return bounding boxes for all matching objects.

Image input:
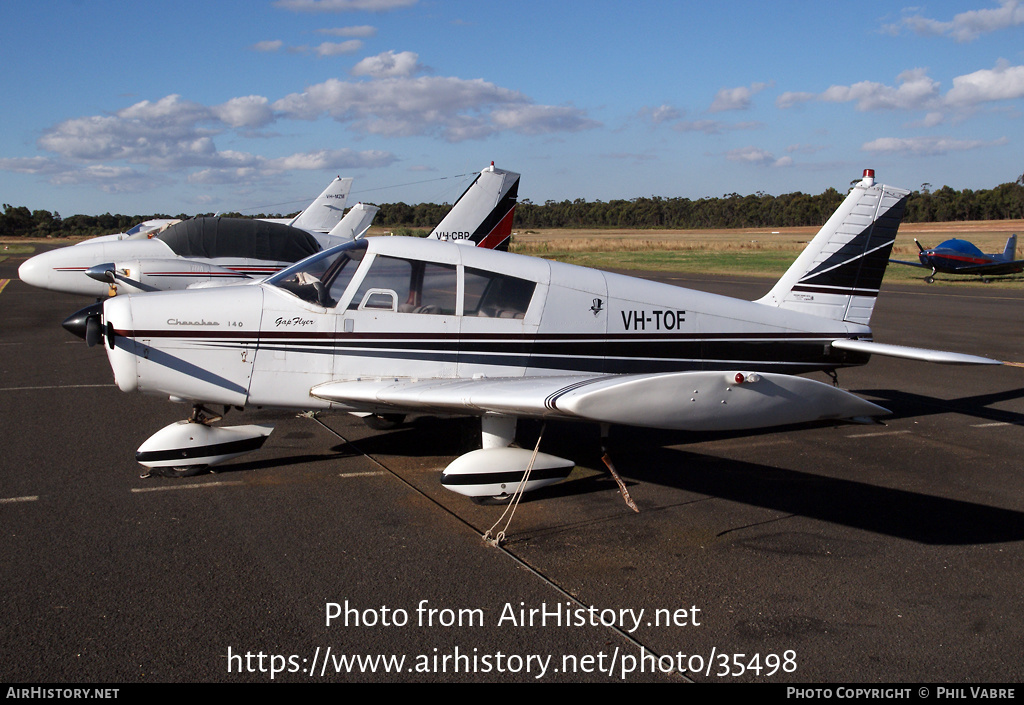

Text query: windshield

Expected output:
[266,239,369,307]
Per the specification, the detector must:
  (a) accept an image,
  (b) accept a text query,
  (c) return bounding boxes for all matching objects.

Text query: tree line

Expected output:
[4,177,1023,239]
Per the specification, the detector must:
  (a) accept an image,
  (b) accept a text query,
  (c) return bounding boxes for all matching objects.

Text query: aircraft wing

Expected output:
[311,371,889,432]
[887,258,929,269]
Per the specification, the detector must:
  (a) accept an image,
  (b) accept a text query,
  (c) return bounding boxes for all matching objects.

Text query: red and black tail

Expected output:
[428,163,520,251]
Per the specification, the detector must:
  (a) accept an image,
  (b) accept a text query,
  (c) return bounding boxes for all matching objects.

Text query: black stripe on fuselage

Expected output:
[118,329,869,373]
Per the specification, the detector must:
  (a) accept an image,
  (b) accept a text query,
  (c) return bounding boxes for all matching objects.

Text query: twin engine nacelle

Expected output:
[86,259,250,293]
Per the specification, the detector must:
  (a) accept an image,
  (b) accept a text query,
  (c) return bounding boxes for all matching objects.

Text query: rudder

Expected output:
[757,169,909,325]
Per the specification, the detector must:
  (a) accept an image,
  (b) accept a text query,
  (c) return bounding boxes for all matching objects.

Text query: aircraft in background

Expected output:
[890,235,1023,283]
[64,169,999,499]
[18,175,356,296]
[70,176,355,247]
[21,163,518,297]
[77,219,181,245]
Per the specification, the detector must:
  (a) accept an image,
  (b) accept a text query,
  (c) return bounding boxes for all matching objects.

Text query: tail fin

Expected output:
[428,163,519,250]
[289,176,354,232]
[1003,234,1017,261]
[756,169,910,326]
[325,202,379,242]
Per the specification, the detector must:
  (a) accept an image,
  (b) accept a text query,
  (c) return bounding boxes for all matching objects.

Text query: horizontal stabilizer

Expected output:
[327,202,379,242]
[830,339,1002,365]
[312,370,889,432]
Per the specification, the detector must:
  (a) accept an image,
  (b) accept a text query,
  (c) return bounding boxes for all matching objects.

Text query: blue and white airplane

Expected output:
[890,235,1023,283]
[63,169,999,499]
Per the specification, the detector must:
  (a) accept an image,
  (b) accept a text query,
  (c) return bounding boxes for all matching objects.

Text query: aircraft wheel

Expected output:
[470,494,513,506]
[144,464,209,478]
[925,276,935,284]
[362,413,406,430]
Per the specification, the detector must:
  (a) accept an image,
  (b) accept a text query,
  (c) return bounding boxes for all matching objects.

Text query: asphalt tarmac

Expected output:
[2,249,1023,684]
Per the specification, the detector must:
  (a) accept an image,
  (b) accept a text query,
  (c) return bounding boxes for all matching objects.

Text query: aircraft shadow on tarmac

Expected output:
[610,442,1024,546]
[853,386,1024,426]
[297,415,1024,546]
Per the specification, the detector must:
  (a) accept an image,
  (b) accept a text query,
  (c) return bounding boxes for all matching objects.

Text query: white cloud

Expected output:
[266,149,396,172]
[862,136,1009,156]
[709,82,769,112]
[638,104,683,124]
[50,165,160,193]
[777,62,1024,117]
[37,95,220,167]
[272,75,599,141]
[946,61,1024,106]
[0,156,59,174]
[212,96,275,129]
[188,148,396,184]
[251,40,284,52]
[819,69,940,111]
[884,0,1024,42]
[351,50,426,78]
[489,104,600,136]
[316,25,378,37]
[11,67,599,196]
[273,0,417,12]
[314,40,363,57]
[775,91,816,109]
[725,146,792,167]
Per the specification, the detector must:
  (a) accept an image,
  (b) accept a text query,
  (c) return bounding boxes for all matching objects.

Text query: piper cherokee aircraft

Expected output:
[21,163,518,297]
[62,169,999,499]
[890,235,1023,283]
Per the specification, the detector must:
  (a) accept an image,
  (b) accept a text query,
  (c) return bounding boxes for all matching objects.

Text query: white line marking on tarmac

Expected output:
[339,471,388,478]
[972,422,1012,428]
[131,481,246,493]
[0,384,117,392]
[1,495,39,503]
[846,430,912,438]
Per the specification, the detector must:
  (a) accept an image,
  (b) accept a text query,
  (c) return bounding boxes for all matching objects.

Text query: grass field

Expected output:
[507,220,1024,287]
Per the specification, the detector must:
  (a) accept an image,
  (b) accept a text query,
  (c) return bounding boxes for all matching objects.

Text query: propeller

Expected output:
[914,239,926,252]
[62,302,110,348]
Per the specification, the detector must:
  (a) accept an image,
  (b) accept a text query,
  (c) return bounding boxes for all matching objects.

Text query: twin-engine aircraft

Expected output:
[64,169,999,499]
[22,164,520,297]
[890,235,1023,282]
[19,176,358,296]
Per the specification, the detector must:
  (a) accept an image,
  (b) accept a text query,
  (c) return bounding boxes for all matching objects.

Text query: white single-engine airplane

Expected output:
[63,169,999,499]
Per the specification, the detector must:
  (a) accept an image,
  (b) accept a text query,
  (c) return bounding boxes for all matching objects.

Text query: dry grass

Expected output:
[510,220,1024,257]
[506,220,1024,286]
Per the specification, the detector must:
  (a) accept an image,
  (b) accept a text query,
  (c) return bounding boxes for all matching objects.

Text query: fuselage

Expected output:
[919,239,1022,275]
[99,237,872,412]
[19,219,345,296]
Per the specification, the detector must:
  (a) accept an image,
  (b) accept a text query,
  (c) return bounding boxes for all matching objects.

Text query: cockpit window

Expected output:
[266,239,368,307]
[348,255,457,315]
[464,268,535,318]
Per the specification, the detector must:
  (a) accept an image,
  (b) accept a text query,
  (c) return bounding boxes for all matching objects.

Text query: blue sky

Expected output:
[2,0,1023,217]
